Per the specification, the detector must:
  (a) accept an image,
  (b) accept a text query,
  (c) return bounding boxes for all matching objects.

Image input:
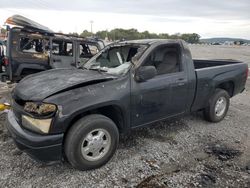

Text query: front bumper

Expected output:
[6,111,64,162]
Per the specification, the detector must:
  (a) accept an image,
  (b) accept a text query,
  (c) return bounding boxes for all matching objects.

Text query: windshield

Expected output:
[82,44,148,75]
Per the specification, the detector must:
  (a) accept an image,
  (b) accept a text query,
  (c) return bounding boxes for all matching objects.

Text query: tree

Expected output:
[69,32,79,37]
[159,33,170,39]
[76,28,200,43]
[181,33,200,43]
[0,28,7,34]
[96,30,108,39]
[80,30,93,38]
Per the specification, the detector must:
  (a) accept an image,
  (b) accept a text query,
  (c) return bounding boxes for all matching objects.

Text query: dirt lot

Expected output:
[0,45,250,188]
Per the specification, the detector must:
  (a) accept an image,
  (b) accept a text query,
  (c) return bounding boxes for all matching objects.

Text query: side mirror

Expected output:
[135,66,157,82]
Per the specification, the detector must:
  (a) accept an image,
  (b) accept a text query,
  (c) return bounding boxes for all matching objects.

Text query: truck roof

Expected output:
[121,39,183,45]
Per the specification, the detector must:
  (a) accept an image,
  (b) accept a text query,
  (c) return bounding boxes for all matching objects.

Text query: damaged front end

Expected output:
[24,102,57,116]
[6,92,64,162]
[10,96,58,134]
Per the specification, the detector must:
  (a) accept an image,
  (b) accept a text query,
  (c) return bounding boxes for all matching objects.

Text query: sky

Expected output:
[0,0,250,39]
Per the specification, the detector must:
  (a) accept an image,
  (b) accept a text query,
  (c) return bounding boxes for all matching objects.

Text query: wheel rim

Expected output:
[81,128,111,161]
[215,97,227,117]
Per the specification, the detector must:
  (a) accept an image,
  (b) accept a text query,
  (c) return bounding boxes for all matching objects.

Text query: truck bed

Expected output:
[191,59,248,112]
[193,59,242,69]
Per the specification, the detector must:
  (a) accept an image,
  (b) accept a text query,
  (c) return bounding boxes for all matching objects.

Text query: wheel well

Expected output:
[217,81,234,97]
[67,105,125,133]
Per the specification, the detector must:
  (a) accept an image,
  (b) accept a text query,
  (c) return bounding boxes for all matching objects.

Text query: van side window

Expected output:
[144,45,181,75]
[52,40,73,56]
[79,44,98,58]
[20,37,44,53]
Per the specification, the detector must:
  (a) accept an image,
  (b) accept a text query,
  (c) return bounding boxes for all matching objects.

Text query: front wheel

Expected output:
[204,89,230,122]
[65,114,119,170]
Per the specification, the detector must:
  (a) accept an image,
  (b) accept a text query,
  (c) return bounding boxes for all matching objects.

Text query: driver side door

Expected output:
[130,44,176,127]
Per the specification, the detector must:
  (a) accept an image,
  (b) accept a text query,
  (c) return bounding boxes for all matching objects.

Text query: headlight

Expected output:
[22,115,52,134]
[24,102,57,116]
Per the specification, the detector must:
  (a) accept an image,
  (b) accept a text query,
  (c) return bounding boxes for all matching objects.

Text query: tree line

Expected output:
[0,26,201,44]
[75,28,200,44]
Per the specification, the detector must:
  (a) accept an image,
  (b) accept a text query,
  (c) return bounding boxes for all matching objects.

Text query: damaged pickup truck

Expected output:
[7,39,248,170]
[1,15,104,82]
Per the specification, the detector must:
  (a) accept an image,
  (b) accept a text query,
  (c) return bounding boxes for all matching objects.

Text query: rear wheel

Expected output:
[204,89,230,122]
[65,114,119,170]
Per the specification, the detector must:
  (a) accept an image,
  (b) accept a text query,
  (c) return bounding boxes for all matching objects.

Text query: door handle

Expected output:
[175,78,187,83]
[174,78,187,86]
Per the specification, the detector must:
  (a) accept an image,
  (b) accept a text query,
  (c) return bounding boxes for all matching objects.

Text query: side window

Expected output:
[66,43,73,56]
[79,43,98,58]
[144,45,181,75]
[51,41,60,55]
[52,40,73,56]
[20,37,44,53]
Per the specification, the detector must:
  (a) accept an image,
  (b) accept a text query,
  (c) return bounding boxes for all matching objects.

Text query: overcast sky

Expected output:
[0,0,250,39]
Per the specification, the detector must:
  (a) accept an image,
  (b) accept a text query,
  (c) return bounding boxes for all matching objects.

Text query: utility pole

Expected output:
[90,20,94,34]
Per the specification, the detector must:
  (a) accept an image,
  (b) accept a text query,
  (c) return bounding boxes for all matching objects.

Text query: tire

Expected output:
[204,89,230,122]
[65,114,119,170]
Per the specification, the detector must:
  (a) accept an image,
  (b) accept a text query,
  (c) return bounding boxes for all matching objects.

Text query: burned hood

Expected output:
[14,69,117,101]
[6,15,54,33]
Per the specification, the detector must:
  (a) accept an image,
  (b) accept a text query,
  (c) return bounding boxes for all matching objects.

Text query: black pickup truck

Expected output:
[7,39,248,170]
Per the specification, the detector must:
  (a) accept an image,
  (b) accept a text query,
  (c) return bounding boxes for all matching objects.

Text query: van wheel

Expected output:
[204,89,230,122]
[65,114,119,170]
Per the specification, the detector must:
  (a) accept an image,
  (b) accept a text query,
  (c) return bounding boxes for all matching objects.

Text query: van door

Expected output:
[50,39,75,68]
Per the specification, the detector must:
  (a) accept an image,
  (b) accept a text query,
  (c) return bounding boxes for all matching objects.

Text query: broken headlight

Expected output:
[24,102,57,117]
[22,102,57,134]
[22,115,52,134]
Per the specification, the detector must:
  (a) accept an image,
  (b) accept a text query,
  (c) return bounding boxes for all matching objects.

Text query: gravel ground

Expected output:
[0,45,250,188]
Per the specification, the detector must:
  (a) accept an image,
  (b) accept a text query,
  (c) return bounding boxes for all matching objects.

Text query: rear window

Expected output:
[19,37,44,53]
[52,40,73,56]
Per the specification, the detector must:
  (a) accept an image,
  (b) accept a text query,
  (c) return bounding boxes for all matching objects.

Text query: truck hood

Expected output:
[14,69,117,101]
